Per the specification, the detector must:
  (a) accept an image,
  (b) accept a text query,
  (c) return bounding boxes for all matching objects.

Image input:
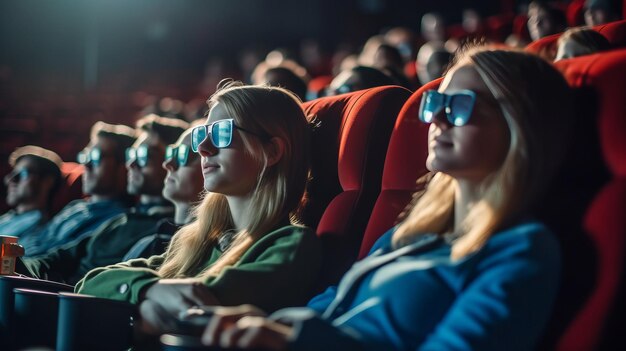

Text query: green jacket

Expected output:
[75,225,322,313]
[22,205,174,285]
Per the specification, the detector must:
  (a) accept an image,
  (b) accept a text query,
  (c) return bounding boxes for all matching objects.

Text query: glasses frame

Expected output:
[165,144,194,168]
[191,119,269,152]
[418,89,477,127]
[4,168,34,184]
[125,145,150,168]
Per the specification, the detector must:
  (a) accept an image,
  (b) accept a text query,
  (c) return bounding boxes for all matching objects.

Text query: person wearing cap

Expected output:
[19,122,137,257]
[20,115,187,284]
[0,146,63,239]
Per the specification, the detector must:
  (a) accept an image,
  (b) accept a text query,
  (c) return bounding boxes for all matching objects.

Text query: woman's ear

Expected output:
[265,137,286,167]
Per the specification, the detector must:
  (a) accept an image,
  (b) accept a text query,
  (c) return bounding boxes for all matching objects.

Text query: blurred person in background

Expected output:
[527,1,568,41]
[416,42,453,86]
[326,65,398,96]
[555,27,612,60]
[20,122,136,257]
[252,63,309,102]
[421,12,447,43]
[584,0,622,26]
[0,146,63,239]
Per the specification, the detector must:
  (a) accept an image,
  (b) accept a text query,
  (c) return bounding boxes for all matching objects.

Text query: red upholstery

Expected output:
[525,19,626,58]
[566,0,586,27]
[51,162,84,216]
[306,75,333,100]
[549,48,626,350]
[357,79,441,258]
[301,86,411,286]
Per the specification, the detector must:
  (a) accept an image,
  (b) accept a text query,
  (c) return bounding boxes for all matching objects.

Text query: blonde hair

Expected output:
[158,81,311,278]
[393,47,574,259]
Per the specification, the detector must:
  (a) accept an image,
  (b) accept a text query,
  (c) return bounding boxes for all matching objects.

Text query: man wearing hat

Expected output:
[0,146,63,238]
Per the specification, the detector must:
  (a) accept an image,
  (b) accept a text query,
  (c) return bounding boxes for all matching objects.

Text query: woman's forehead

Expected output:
[206,102,228,123]
[439,64,489,94]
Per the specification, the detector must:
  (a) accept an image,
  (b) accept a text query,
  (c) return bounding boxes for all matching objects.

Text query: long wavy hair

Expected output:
[393,47,574,259]
[158,81,311,278]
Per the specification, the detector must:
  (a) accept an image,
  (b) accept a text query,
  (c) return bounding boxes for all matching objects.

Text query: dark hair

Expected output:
[531,1,568,29]
[559,27,612,53]
[90,121,137,162]
[136,114,190,145]
[351,65,398,88]
[263,66,308,102]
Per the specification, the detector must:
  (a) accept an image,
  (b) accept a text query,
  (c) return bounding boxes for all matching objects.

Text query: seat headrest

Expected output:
[555,48,626,176]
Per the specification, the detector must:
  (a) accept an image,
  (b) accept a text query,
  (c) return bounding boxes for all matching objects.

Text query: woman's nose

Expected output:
[431,108,452,130]
[197,138,218,157]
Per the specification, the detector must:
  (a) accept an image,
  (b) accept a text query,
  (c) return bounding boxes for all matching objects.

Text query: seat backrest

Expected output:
[546,48,626,351]
[358,79,441,258]
[51,162,84,216]
[301,86,411,287]
[525,19,626,59]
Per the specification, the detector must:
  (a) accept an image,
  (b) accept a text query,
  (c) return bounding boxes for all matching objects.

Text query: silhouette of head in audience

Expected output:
[126,115,189,203]
[78,122,136,202]
[555,27,612,60]
[417,42,452,85]
[157,80,311,279]
[253,64,309,102]
[584,0,621,26]
[527,1,568,41]
[421,12,447,42]
[327,65,397,96]
[4,146,63,216]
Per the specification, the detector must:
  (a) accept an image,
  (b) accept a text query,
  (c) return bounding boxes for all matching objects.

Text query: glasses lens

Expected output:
[136,145,149,167]
[449,93,475,126]
[165,146,174,161]
[18,169,30,181]
[212,120,233,148]
[125,148,136,164]
[178,144,190,166]
[419,91,444,123]
[90,148,102,167]
[77,151,88,165]
[191,126,207,152]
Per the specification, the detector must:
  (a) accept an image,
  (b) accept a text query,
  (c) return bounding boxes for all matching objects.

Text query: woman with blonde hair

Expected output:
[75,81,322,332]
[200,46,574,350]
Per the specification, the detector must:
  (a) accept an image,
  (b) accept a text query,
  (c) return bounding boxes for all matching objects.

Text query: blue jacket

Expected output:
[21,199,129,257]
[271,219,561,351]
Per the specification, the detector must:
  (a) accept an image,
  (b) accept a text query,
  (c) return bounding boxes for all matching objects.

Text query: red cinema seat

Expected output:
[51,162,84,216]
[358,79,441,258]
[525,19,626,59]
[301,86,411,287]
[544,48,626,351]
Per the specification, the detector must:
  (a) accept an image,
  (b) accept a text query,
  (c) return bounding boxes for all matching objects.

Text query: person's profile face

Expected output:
[585,8,611,26]
[162,135,203,204]
[197,103,264,197]
[426,64,510,182]
[82,136,124,196]
[4,158,41,207]
[528,6,556,40]
[126,132,168,196]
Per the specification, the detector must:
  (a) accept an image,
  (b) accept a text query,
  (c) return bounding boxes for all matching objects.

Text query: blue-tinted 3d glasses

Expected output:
[191,119,268,152]
[418,90,477,127]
